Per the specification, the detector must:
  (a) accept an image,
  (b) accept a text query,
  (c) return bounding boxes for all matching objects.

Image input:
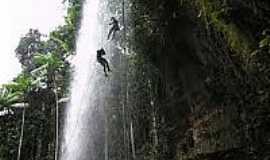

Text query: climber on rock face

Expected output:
[107,17,120,40]
[97,48,111,76]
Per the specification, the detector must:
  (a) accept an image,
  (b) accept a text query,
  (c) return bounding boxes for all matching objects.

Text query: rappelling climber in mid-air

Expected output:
[107,17,120,40]
[97,48,111,76]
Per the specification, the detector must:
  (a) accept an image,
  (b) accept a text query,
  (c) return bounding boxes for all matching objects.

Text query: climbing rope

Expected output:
[122,0,127,54]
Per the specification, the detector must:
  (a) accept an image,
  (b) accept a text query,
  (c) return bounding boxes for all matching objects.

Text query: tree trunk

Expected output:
[53,77,59,160]
[17,107,26,160]
[122,0,126,48]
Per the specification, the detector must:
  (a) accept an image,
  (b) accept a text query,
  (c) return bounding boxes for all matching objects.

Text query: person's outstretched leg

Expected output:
[108,27,114,40]
[111,30,116,40]
[106,61,111,72]
[103,58,111,72]
[111,26,120,40]
[100,58,109,76]
[103,63,108,76]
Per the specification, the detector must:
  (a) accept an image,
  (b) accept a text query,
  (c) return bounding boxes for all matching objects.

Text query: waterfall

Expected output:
[61,0,103,159]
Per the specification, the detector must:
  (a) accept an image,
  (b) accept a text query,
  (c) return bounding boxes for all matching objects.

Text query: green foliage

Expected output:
[196,0,254,57]
[0,74,33,108]
[0,88,21,108]
[34,53,64,73]
[66,3,82,26]
[49,1,82,56]
[15,29,42,71]
[6,74,33,93]
[259,34,270,49]
[49,25,75,55]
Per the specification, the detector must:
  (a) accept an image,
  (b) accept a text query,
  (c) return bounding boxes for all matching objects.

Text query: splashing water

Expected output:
[61,0,102,159]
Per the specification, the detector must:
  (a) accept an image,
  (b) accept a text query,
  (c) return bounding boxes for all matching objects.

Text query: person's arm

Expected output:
[102,49,106,55]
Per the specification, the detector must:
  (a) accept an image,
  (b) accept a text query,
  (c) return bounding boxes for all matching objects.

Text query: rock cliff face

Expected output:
[128,0,270,159]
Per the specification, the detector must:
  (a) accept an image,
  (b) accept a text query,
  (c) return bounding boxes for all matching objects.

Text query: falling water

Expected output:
[61,0,103,159]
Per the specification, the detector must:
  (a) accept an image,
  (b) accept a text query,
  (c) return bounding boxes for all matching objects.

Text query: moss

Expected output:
[196,0,254,57]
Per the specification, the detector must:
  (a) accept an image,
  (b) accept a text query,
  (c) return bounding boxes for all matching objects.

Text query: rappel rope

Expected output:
[122,0,127,55]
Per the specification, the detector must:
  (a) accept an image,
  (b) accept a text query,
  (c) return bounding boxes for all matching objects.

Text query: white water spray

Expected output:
[61,0,102,159]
